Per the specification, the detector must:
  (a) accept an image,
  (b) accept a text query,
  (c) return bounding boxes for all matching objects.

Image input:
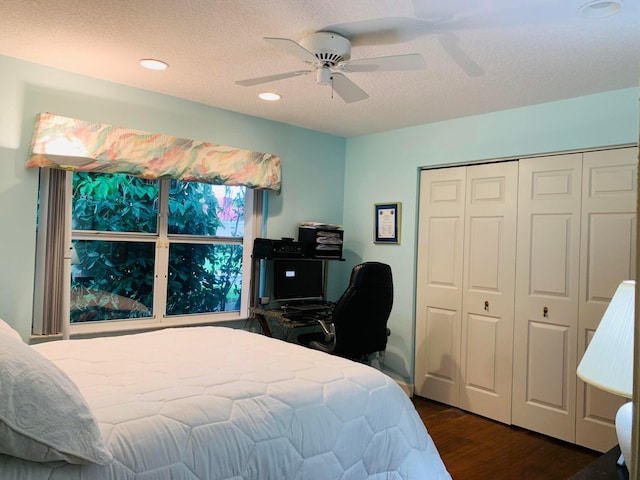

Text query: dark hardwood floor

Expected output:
[411,395,600,479]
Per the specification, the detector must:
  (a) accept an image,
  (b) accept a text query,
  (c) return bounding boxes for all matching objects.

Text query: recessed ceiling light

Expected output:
[578,0,623,18]
[258,92,281,101]
[139,58,169,70]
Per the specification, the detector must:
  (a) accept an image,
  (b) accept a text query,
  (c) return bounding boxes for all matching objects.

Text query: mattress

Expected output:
[0,326,450,479]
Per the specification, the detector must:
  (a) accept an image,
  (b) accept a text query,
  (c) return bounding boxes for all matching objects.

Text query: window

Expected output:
[33,170,261,335]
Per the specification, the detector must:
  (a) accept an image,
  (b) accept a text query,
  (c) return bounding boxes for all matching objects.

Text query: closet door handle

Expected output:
[543,306,549,317]
[484,301,489,311]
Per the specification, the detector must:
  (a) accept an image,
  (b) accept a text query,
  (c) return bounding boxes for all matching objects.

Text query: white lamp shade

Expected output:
[577,280,635,398]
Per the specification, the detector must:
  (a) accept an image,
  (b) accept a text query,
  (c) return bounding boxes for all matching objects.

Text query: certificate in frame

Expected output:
[374,202,401,244]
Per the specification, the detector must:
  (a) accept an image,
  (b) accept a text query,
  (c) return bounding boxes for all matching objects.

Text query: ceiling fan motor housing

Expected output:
[300,32,351,66]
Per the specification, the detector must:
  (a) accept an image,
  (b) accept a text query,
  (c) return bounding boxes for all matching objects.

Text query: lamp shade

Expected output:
[577,280,635,398]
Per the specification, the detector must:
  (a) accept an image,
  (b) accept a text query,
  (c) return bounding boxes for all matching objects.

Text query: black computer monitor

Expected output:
[272,259,324,302]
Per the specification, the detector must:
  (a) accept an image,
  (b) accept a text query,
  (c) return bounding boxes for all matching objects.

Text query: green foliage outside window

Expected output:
[72,173,158,233]
[71,172,244,322]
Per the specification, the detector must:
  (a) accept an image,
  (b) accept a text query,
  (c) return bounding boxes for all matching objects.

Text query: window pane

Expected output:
[167,243,243,315]
[72,172,158,233]
[70,240,154,322]
[168,182,245,237]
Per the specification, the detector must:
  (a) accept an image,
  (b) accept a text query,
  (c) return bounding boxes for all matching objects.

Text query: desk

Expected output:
[248,252,343,339]
[250,305,332,341]
[568,446,629,480]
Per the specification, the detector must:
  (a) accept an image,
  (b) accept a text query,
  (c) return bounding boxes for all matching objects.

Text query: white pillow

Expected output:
[0,318,22,342]
[0,334,112,465]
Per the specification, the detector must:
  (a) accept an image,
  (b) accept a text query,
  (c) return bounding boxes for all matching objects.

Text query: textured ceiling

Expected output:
[1,0,639,137]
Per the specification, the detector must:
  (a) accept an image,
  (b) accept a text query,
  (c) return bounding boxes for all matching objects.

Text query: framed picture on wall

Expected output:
[374,202,401,244]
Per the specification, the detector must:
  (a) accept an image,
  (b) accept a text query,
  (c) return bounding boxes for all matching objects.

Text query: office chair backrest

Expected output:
[332,262,393,360]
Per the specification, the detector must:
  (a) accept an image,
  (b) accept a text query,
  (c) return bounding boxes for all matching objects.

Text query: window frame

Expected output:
[32,170,262,337]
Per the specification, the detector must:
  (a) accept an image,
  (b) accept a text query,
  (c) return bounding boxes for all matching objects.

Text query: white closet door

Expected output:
[459,162,518,423]
[576,147,638,451]
[512,153,582,442]
[415,167,466,404]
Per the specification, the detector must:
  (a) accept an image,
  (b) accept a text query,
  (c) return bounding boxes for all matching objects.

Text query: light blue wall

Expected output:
[343,88,639,384]
[0,54,346,340]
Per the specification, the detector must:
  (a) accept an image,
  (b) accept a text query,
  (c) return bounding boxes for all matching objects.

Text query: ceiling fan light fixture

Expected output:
[577,0,623,18]
[258,92,281,101]
[316,66,332,85]
[139,58,169,70]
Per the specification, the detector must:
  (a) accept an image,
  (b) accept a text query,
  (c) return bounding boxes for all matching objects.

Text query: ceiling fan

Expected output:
[235,31,426,103]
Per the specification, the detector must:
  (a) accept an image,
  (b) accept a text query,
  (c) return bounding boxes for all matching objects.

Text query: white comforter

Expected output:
[4,327,450,479]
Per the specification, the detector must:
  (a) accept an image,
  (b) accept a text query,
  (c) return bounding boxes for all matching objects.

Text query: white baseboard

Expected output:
[396,381,414,397]
[377,363,414,397]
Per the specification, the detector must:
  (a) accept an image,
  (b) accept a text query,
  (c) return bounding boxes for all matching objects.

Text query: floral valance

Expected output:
[25,113,281,192]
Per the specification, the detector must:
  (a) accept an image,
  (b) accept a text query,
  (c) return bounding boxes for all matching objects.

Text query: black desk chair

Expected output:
[299,262,393,363]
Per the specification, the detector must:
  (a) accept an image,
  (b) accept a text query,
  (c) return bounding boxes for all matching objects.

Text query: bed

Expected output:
[0,321,451,479]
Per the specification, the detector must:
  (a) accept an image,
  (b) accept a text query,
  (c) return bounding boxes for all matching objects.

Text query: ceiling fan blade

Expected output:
[235,70,311,87]
[330,73,369,103]
[439,33,484,77]
[340,53,426,73]
[264,37,319,64]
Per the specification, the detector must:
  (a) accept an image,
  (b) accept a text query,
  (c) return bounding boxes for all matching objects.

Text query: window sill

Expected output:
[30,312,249,342]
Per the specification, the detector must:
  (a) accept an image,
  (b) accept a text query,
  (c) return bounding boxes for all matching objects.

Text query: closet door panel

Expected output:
[513,153,582,442]
[459,162,517,423]
[530,214,573,295]
[424,307,458,385]
[586,214,635,291]
[465,314,498,392]
[427,217,462,303]
[415,167,466,404]
[526,321,570,410]
[467,217,501,290]
[576,147,637,451]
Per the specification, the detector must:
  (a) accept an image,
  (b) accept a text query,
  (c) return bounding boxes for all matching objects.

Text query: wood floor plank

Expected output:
[412,395,599,479]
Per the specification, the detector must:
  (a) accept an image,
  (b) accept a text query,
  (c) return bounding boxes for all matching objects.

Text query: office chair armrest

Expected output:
[309,322,336,354]
[316,318,335,343]
[301,315,336,354]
